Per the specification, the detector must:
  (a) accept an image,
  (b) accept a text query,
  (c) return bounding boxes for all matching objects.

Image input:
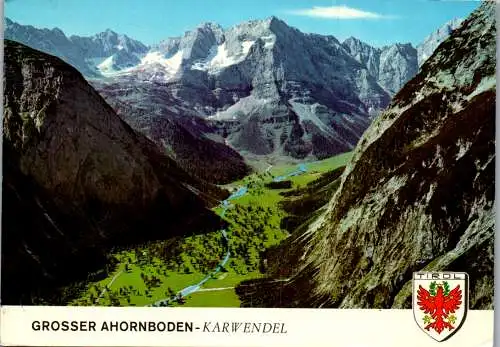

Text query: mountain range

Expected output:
[5,16,461,164]
[4,18,251,184]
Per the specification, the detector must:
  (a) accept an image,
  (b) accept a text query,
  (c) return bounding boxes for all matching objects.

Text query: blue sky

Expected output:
[5,0,480,47]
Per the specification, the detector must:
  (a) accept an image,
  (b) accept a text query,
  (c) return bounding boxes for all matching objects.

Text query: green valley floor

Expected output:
[65,152,353,307]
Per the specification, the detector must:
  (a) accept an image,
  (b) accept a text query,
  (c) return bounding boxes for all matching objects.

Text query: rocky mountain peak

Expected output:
[417,16,464,66]
[378,42,418,94]
[342,36,381,76]
[343,36,370,48]
[440,17,463,34]
[196,21,224,32]
[390,42,414,50]
[343,37,418,95]
[242,15,285,28]
[266,15,289,29]
[177,24,224,63]
[49,27,67,37]
[100,28,117,36]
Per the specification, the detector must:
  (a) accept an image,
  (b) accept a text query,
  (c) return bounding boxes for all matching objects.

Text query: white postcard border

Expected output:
[0,306,494,347]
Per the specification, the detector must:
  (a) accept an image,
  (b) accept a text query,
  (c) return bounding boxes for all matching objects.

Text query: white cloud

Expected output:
[288,5,394,20]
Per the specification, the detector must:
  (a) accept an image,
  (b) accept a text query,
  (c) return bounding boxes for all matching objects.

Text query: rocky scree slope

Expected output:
[238,1,496,309]
[2,40,226,304]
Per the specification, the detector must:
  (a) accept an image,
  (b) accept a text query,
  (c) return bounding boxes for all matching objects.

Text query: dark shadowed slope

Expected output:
[92,79,252,184]
[1,40,226,304]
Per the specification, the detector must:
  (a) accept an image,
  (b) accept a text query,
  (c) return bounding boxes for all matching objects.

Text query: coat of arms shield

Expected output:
[412,272,469,342]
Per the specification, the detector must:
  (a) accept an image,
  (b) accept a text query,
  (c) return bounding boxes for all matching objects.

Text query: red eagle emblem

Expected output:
[417,281,462,334]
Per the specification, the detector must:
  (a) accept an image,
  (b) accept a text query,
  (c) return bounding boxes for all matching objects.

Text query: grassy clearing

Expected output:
[201,271,263,289]
[180,289,241,307]
[68,250,207,306]
[309,152,353,172]
[66,152,352,307]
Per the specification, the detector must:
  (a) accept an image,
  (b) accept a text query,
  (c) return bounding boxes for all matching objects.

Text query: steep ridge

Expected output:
[1,40,226,304]
[237,1,495,309]
[4,18,149,76]
[417,18,464,67]
[342,38,418,95]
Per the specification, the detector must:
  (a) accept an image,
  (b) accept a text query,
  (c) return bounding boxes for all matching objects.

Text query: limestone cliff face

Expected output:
[2,40,224,304]
[343,38,419,95]
[240,2,495,309]
[305,1,495,309]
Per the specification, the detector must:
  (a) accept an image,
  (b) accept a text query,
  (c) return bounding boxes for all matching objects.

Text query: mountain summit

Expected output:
[342,38,418,95]
[4,18,149,76]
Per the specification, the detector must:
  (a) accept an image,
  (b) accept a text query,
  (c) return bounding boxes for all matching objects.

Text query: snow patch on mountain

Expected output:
[97,56,116,74]
[207,94,272,120]
[192,40,255,73]
[140,50,184,73]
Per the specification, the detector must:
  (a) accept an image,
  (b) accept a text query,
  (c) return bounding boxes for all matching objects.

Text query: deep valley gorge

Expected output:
[1,1,495,310]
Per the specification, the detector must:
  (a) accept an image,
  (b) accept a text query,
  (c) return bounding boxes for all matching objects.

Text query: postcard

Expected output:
[0,0,496,346]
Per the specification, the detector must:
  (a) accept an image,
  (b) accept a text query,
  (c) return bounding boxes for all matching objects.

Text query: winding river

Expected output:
[150,164,307,307]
